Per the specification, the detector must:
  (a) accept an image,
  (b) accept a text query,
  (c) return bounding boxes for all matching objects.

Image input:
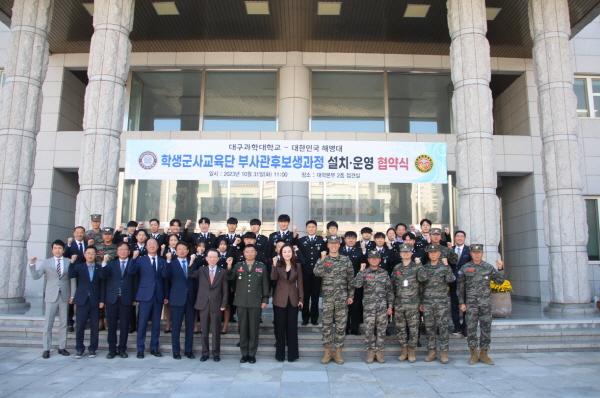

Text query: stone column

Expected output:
[75,0,135,228]
[0,0,53,313]
[529,0,592,311]
[447,0,500,263]
[277,52,310,233]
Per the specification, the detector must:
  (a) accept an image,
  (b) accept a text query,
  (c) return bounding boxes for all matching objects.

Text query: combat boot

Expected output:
[407,347,416,363]
[439,351,449,364]
[366,350,375,364]
[479,350,494,365]
[397,346,408,361]
[375,350,385,363]
[320,346,332,364]
[468,348,479,365]
[425,350,436,362]
[333,347,345,365]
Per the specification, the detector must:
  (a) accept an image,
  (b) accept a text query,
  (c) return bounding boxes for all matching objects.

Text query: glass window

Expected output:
[592,79,600,118]
[136,180,162,221]
[388,73,452,134]
[262,181,277,229]
[203,71,277,131]
[128,71,201,131]
[586,199,599,261]
[574,78,589,117]
[311,72,385,132]
[198,181,228,223]
[120,179,135,224]
[229,181,260,221]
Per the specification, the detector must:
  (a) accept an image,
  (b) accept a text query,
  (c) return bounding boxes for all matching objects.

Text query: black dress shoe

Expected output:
[173,353,181,360]
[120,352,129,358]
[164,329,171,334]
[288,358,297,363]
[88,351,96,358]
[75,351,84,358]
[248,356,256,364]
[137,352,144,359]
[236,341,240,347]
[200,355,209,362]
[106,352,116,359]
[301,321,309,326]
[311,321,319,326]
[151,350,162,357]
[58,349,70,356]
[240,356,248,363]
[185,352,195,359]
[276,357,285,362]
[213,355,220,362]
[42,350,50,359]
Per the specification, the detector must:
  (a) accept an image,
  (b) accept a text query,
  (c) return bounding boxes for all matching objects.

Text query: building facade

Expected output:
[0,0,598,314]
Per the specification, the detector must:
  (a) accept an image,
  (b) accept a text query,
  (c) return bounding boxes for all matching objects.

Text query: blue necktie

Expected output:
[182,260,187,276]
[120,261,126,275]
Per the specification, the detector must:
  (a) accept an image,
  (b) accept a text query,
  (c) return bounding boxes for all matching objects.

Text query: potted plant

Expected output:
[490,280,512,318]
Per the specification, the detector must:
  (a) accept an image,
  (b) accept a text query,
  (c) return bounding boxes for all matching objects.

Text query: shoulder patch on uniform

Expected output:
[395,271,402,276]
[324,261,332,267]
[465,267,475,273]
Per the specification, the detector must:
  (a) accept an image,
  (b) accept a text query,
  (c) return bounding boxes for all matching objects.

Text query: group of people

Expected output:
[29,213,504,366]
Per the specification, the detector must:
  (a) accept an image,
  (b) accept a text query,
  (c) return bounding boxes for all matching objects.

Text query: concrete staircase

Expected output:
[1,313,600,358]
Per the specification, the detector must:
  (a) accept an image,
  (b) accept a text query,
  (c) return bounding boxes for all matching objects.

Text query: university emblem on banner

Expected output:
[138,151,158,170]
[415,154,433,173]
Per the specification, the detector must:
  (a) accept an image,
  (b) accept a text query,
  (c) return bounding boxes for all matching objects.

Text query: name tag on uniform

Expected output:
[237,267,244,273]
[395,271,402,276]
[466,268,475,273]
[256,268,263,273]
[366,275,375,280]
[324,262,332,267]
[403,279,409,287]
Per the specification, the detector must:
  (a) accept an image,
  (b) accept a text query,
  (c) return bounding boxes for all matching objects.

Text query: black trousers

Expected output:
[75,302,99,352]
[448,280,463,330]
[347,287,363,333]
[106,297,133,353]
[68,303,75,327]
[237,306,261,357]
[170,300,195,355]
[199,308,222,356]
[274,302,299,361]
[302,273,320,324]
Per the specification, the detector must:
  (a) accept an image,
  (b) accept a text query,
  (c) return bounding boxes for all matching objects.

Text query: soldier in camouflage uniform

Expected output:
[457,244,505,365]
[352,250,393,363]
[417,243,456,364]
[95,227,117,263]
[313,235,354,365]
[86,214,104,246]
[392,243,422,362]
[428,228,458,266]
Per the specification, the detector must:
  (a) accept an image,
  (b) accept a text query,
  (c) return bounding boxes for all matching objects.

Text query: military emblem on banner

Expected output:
[138,151,158,170]
[415,154,433,173]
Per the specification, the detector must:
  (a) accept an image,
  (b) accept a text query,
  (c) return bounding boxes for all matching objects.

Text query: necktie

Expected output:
[56,258,62,279]
[210,268,215,284]
[182,260,187,276]
[78,242,83,254]
[152,257,157,272]
[120,260,126,275]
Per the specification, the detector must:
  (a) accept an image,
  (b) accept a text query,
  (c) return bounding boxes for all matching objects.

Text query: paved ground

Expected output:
[0,347,598,398]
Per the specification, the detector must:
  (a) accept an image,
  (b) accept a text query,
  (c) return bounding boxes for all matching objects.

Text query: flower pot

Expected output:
[491,292,512,318]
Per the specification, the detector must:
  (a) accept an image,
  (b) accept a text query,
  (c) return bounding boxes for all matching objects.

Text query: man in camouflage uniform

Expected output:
[352,250,393,363]
[86,214,103,246]
[428,228,458,265]
[95,227,117,264]
[392,243,422,362]
[314,235,354,365]
[457,244,505,365]
[417,243,455,364]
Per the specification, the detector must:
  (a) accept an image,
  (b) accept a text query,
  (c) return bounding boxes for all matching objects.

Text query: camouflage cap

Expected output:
[430,227,442,235]
[90,214,102,221]
[367,250,381,259]
[399,243,414,252]
[102,227,114,235]
[425,243,442,253]
[470,243,484,252]
[326,235,341,244]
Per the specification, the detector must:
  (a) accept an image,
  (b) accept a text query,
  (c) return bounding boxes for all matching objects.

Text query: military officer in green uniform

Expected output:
[314,235,354,365]
[95,227,117,264]
[86,214,103,246]
[457,244,505,365]
[392,243,422,363]
[226,244,269,364]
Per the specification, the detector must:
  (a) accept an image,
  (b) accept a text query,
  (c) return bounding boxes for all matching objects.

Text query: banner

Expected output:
[125,139,447,184]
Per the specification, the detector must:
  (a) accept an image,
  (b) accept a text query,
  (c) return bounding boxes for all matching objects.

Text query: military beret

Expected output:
[425,243,442,253]
[367,250,381,259]
[90,214,101,221]
[431,228,442,235]
[326,235,341,244]
[102,227,114,235]
[399,243,414,252]
[470,244,484,252]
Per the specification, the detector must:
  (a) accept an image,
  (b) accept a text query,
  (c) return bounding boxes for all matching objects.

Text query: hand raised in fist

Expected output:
[132,250,140,259]
[415,257,421,265]
[496,259,504,271]
[103,254,110,264]
[67,237,73,246]
[29,257,37,264]
[185,219,192,229]
[87,239,94,246]
[442,258,448,266]
[320,251,327,260]
[71,254,78,263]
[190,254,196,264]
[165,252,172,262]
[360,263,366,272]
[226,257,233,270]
[459,304,467,313]
[233,237,241,246]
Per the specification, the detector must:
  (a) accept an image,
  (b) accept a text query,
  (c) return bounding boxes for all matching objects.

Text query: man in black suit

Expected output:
[249,218,269,258]
[65,225,87,332]
[267,214,295,258]
[217,217,241,248]
[185,217,217,248]
[191,249,228,361]
[101,242,136,358]
[296,220,326,325]
[69,246,104,358]
[131,229,149,257]
[148,218,165,247]
[449,230,471,336]
[115,220,138,245]
[168,218,185,241]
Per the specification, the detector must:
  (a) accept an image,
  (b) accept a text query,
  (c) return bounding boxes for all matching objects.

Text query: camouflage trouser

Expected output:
[466,302,492,350]
[394,305,420,348]
[363,307,388,350]
[322,296,348,348]
[423,301,450,351]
